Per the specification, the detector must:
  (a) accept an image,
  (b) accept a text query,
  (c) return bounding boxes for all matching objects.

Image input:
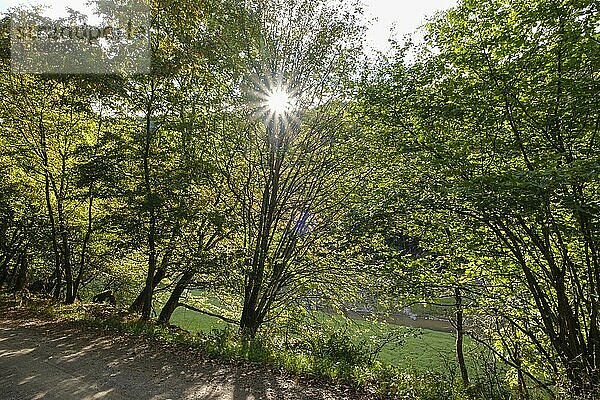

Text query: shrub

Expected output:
[9,298,519,400]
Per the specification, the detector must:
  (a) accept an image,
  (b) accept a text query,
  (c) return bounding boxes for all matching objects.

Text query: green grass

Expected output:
[3,295,512,400]
[158,287,479,375]
[168,303,473,374]
[380,328,460,370]
[318,312,466,372]
[170,306,228,332]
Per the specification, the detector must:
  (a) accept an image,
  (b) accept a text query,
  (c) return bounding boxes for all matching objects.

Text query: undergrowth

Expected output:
[3,295,512,400]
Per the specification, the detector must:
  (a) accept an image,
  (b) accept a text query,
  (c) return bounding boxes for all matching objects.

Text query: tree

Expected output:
[211,0,365,337]
[0,70,108,303]
[359,0,600,394]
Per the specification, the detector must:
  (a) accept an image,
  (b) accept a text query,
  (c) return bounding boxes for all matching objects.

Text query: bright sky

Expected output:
[364,0,457,51]
[0,0,458,51]
[0,0,104,24]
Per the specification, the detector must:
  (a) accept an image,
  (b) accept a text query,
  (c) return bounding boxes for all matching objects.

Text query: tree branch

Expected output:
[177,303,238,325]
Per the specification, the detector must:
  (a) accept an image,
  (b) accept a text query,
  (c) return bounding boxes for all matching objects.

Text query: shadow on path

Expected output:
[0,315,357,400]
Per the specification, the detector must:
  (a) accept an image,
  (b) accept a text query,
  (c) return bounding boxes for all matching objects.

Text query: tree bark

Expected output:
[41,126,61,300]
[57,198,74,304]
[73,182,94,300]
[455,286,469,387]
[11,250,28,293]
[139,84,157,321]
[130,261,166,313]
[240,295,265,338]
[0,252,16,287]
[158,270,194,324]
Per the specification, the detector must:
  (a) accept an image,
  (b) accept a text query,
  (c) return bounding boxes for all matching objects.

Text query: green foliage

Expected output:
[1,0,598,396]
[11,296,514,399]
[355,0,600,395]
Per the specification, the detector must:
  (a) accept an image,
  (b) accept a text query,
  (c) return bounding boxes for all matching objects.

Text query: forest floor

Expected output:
[0,303,369,400]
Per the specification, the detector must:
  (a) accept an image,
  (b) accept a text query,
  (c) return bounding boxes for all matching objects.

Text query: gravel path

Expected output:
[0,308,364,400]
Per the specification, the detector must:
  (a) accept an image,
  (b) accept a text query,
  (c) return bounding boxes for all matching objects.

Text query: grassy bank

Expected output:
[170,306,471,373]
[0,295,511,400]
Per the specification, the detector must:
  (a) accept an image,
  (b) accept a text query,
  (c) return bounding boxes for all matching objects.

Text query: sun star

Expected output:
[267,87,292,115]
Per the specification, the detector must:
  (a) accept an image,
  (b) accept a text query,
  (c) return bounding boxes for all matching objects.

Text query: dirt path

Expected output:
[0,309,365,400]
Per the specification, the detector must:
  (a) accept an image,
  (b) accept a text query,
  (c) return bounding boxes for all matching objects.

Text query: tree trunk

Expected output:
[130,259,165,314]
[6,258,18,290]
[130,224,180,318]
[240,298,264,338]
[239,316,261,338]
[141,210,157,320]
[240,265,262,337]
[516,361,530,400]
[139,91,157,321]
[11,250,28,293]
[239,133,280,337]
[455,286,469,387]
[58,199,75,304]
[0,252,16,287]
[42,145,61,300]
[73,185,94,301]
[0,229,22,287]
[158,270,194,324]
[0,263,7,287]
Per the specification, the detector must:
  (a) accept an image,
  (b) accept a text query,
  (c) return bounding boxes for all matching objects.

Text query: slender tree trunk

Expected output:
[41,126,61,300]
[239,308,262,338]
[47,182,61,299]
[158,270,194,324]
[130,261,166,313]
[0,252,15,287]
[141,210,157,319]
[139,83,157,321]
[240,129,281,337]
[7,258,19,290]
[57,198,74,304]
[11,249,28,293]
[455,286,469,387]
[74,113,102,300]
[44,270,56,294]
[74,184,94,299]
[0,229,22,287]
[516,360,530,400]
